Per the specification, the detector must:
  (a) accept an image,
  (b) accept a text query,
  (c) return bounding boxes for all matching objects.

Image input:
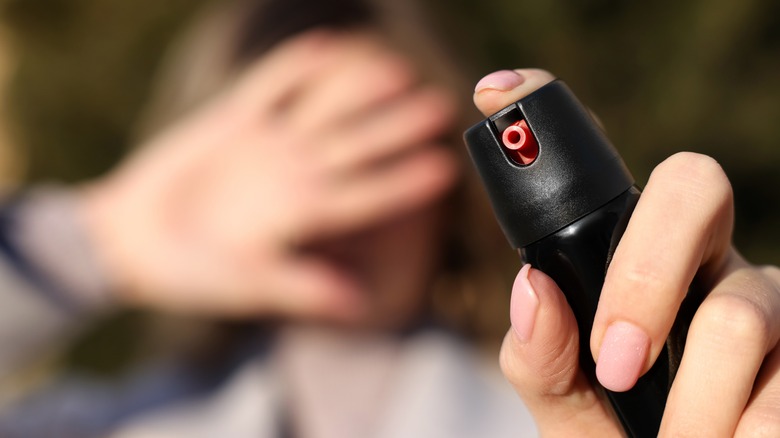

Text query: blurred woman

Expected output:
[0,0,529,436]
[0,0,779,437]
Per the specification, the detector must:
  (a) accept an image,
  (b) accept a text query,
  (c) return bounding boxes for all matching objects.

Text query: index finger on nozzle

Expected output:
[473,68,557,116]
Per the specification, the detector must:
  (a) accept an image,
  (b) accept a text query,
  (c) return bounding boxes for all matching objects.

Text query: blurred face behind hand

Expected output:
[84,29,460,329]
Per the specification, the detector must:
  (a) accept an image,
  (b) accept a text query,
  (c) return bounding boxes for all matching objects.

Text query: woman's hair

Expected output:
[139,0,515,346]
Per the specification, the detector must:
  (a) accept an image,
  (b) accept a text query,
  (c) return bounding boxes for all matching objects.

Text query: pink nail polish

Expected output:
[474,70,526,93]
[596,321,650,392]
[510,264,538,343]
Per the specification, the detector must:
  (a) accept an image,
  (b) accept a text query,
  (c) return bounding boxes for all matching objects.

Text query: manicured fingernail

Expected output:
[475,70,526,93]
[596,321,650,392]
[510,264,539,343]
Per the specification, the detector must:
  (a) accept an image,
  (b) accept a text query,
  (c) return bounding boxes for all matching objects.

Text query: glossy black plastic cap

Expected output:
[464,80,635,248]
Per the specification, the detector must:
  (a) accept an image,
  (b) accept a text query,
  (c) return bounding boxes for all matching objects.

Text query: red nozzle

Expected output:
[501,120,538,165]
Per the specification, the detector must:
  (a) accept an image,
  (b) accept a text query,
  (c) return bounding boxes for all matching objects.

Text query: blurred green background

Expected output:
[0,0,778,263]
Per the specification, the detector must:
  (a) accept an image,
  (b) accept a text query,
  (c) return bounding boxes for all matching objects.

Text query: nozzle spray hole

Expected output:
[505,130,522,145]
[500,120,539,165]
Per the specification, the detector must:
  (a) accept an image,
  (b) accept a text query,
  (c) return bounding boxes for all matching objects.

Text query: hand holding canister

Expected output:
[467,70,780,438]
[465,79,680,437]
[466,70,780,437]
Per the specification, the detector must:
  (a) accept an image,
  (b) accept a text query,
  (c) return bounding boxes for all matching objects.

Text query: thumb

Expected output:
[473,69,556,116]
[500,265,621,436]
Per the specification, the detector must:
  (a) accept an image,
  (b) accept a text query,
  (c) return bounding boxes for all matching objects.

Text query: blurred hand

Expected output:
[79,30,458,320]
[474,69,780,436]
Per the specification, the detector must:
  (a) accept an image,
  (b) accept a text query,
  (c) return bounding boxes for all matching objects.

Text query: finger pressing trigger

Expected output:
[473,69,557,116]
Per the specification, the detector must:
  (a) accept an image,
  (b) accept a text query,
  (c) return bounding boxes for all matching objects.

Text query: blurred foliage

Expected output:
[0,0,207,182]
[0,0,209,374]
[0,0,778,263]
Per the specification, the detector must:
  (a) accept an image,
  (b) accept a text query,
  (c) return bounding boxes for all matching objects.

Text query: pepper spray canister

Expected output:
[463,80,691,437]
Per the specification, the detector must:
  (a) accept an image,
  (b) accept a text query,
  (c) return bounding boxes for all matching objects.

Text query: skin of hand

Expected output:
[78,30,459,325]
[474,69,780,437]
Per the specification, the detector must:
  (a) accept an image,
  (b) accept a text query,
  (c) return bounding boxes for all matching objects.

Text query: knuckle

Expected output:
[737,406,780,437]
[653,152,733,209]
[614,262,666,296]
[524,68,556,81]
[658,152,721,178]
[697,292,773,350]
[760,265,780,287]
[535,337,580,396]
[499,331,579,397]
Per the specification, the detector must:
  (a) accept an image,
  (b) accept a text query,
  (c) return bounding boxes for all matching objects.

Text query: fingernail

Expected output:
[510,264,539,343]
[474,69,526,93]
[596,321,650,392]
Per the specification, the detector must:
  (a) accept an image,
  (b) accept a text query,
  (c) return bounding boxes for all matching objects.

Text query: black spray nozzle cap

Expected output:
[464,80,634,249]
